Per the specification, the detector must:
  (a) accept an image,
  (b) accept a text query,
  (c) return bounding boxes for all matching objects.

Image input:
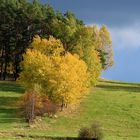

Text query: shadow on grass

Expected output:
[0,96,19,107]
[0,108,20,123]
[0,96,21,124]
[97,84,140,93]
[13,135,94,140]
[99,80,140,86]
[0,81,24,93]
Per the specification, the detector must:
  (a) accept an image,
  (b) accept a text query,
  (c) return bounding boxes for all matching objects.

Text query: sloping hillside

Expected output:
[0,80,140,140]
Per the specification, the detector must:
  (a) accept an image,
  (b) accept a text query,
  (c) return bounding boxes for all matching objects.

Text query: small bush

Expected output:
[90,122,103,140]
[79,127,92,139]
[20,91,42,123]
[19,92,58,123]
[37,98,58,117]
[78,121,103,140]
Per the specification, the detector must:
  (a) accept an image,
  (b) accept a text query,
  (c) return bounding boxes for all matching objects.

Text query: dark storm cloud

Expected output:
[41,0,140,26]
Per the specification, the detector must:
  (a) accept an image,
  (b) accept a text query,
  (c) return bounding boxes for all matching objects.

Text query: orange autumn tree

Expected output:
[19,36,89,109]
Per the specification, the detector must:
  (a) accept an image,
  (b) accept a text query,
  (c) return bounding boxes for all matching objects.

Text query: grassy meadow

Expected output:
[0,80,140,140]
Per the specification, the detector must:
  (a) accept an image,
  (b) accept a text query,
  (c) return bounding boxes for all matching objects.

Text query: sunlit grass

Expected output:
[0,80,140,140]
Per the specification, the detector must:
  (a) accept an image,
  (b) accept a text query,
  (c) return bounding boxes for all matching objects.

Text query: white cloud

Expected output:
[109,23,140,50]
[87,22,140,50]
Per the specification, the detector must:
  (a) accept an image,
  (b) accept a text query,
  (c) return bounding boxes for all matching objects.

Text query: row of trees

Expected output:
[1,0,114,122]
[0,0,113,81]
[19,34,112,122]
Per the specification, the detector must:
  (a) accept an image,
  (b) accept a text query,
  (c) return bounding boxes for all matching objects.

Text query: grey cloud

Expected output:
[41,0,140,27]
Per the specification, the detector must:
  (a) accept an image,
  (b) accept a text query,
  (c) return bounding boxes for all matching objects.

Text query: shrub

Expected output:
[90,121,103,140]
[20,91,58,123]
[37,98,58,117]
[79,127,92,139]
[20,91,42,123]
[78,121,103,140]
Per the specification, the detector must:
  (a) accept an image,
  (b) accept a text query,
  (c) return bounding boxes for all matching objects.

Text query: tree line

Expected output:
[0,0,113,81]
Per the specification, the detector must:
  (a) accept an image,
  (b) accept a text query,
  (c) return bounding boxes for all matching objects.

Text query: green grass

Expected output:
[0,80,140,139]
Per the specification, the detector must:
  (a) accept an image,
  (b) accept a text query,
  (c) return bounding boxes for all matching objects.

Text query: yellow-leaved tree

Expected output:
[19,36,89,110]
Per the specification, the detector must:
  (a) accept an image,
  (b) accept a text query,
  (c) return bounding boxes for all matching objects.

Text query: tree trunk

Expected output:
[14,63,18,81]
[31,93,35,123]
[0,62,4,80]
[0,46,4,80]
[60,98,64,111]
[3,62,7,80]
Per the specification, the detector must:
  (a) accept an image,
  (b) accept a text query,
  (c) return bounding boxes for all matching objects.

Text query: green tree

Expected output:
[67,26,102,85]
[0,0,113,81]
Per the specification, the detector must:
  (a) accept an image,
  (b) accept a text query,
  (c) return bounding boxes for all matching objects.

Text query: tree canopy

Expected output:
[0,0,113,81]
[19,36,90,108]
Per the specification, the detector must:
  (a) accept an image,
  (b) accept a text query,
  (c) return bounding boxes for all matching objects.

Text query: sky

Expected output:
[40,0,140,83]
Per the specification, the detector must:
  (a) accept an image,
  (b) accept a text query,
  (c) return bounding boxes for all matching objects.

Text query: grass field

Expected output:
[0,80,140,140]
